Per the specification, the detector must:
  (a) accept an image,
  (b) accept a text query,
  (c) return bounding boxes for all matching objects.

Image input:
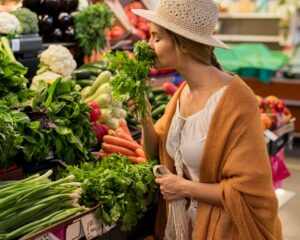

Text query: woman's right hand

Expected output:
[128,97,152,123]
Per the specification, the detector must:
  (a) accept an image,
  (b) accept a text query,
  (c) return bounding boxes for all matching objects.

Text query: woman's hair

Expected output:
[165,29,222,70]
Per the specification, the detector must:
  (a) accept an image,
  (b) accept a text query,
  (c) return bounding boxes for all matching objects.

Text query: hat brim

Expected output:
[132,9,230,50]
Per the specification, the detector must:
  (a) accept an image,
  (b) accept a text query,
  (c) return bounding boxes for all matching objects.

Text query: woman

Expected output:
[129,0,282,239]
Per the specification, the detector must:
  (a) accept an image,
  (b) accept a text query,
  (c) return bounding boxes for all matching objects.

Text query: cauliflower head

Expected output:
[31,71,62,90]
[40,45,77,77]
[0,12,21,34]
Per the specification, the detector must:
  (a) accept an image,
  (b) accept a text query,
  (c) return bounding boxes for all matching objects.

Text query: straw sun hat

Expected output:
[132,0,229,49]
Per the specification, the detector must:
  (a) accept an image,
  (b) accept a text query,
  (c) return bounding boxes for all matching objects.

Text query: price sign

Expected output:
[10,39,20,52]
[264,129,278,142]
[34,232,60,240]
[81,213,99,240]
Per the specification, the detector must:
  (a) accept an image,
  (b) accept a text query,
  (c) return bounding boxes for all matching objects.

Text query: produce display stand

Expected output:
[244,77,300,136]
[20,205,156,240]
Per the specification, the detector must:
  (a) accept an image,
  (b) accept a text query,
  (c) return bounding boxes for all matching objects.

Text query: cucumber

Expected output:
[72,69,91,80]
[152,87,164,94]
[76,79,94,87]
[151,104,166,118]
[79,66,102,76]
[154,94,168,102]
[89,71,112,96]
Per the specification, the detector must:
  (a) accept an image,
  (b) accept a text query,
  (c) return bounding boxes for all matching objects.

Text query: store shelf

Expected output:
[215,34,281,43]
[219,12,282,19]
[42,42,77,48]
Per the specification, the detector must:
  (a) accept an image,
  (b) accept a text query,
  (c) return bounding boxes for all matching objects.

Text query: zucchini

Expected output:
[79,66,102,76]
[89,71,112,96]
[154,94,168,102]
[152,87,164,94]
[151,104,166,118]
[76,79,94,88]
[72,69,91,80]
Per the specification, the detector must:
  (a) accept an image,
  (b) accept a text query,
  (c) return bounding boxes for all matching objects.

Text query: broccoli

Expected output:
[11,8,39,35]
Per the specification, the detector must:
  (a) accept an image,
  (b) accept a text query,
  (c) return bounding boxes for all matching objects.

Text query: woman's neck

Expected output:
[176,58,221,93]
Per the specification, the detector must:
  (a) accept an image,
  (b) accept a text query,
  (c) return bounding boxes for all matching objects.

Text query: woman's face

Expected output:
[148,23,181,69]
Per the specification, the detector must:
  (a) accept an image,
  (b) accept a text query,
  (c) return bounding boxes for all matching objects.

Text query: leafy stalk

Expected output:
[105,41,155,121]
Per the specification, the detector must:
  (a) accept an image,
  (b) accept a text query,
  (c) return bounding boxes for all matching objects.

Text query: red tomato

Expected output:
[110,26,125,39]
[137,22,150,33]
[160,82,178,95]
[134,29,147,40]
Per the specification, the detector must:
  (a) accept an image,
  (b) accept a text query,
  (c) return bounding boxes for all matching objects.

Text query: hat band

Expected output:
[155,5,213,36]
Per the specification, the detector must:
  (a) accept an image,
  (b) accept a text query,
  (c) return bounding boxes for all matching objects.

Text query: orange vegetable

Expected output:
[136,157,146,163]
[102,143,135,156]
[118,119,131,135]
[135,148,145,158]
[116,129,133,141]
[108,129,116,136]
[98,150,110,158]
[103,135,140,151]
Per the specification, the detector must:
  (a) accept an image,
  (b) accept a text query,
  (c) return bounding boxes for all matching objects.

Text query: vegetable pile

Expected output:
[0,170,86,240]
[105,40,154,121]
[0,37,33,106]
[64,154,158,230]
[74,3,115,63]
[99,119,146,163]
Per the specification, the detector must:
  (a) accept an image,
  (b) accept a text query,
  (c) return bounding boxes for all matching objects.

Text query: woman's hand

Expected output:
[128,96,152,123]
[155,173,188,201]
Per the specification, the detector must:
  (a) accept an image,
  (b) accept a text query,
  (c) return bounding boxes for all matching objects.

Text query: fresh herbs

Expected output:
[74,3,115,57]
[105,41,155,120]
[64,154,158,230]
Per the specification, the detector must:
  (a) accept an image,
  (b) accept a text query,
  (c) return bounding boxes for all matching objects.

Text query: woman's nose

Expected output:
[148,39,154,50]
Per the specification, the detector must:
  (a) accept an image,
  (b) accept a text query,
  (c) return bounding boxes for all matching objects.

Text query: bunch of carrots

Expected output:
[98,120,146,164]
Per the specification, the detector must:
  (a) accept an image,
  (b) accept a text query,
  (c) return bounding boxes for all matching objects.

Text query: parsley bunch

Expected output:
[64,154,158,230]
[105,41,155,121]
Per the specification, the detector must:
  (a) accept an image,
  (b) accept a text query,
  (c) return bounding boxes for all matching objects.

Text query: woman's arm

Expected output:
[141,117,159,160]
[156,174,222,206]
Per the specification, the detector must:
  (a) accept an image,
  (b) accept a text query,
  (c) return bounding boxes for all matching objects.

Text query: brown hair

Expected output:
[165,29,223,70]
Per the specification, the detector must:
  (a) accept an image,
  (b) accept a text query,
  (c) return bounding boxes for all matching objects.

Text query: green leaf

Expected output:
[55,126,73,135]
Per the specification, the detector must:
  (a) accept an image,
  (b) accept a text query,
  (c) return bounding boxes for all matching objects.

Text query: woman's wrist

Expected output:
[179,178,192,198]
[140,115,153,126]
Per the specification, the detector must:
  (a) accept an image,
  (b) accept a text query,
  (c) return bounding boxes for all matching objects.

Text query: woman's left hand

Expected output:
[155,173,187,201]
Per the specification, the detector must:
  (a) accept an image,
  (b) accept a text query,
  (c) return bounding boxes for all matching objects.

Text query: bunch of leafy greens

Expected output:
[64,154,158,230]
[0,105,29,170]
[0,37,34,106]
[24,78,96,165]
[105,41,154,121]
[74,3,114,57]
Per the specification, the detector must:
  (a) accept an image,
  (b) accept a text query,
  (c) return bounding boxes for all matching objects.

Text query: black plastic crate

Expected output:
[268,132,290,156]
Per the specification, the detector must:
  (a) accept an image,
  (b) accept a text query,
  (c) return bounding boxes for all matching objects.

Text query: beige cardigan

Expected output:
[153,76,282,240]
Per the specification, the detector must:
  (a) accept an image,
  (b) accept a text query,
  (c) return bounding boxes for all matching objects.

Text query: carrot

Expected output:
[108,129,116,136]
[103,135,140,151]
[89,50,96,63]
[84,55,90,64]
[102,143,136,156]
[118,119,131,135]
[135,148,145,158]
[128,156,139,164]
[116,129,133,141]
[136,157,146,163]
[98,150,110,158]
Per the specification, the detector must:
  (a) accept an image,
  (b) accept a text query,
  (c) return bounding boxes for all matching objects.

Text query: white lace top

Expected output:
[166,86,227,182]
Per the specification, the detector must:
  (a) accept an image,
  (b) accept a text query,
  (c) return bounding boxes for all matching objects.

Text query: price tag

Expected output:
[34,232,60,240]
[264,129,278,142]
[81,213,99,240]
[66,220,84,240]
[10,39,20,52]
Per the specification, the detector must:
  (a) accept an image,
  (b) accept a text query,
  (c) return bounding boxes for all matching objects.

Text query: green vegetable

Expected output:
[11,8,39,35]
[105,41,155,121]
[76,79,94,88]
[151,104,167,118]
[88,70,112,96]
[72,69,92,79]
[64,154,158,230]
[0,37,33,106]
[74,3,115,56]
[0,170,86,239]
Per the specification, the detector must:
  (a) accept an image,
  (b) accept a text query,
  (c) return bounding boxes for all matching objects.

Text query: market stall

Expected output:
[0,0,299,239]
